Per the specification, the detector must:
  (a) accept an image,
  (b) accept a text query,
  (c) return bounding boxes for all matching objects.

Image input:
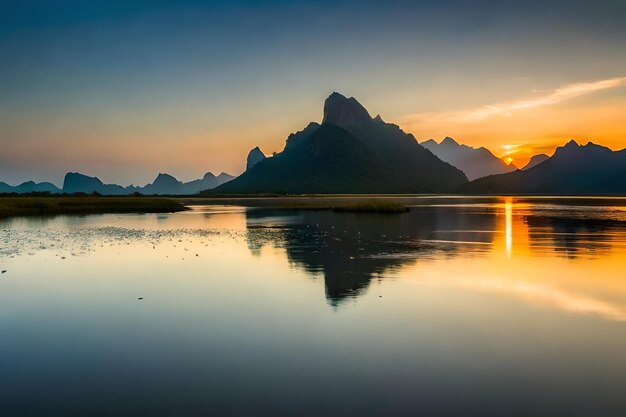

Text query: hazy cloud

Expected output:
[404,76,626,124]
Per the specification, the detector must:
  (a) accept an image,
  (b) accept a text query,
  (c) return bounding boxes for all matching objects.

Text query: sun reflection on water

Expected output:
[505,199,513,256]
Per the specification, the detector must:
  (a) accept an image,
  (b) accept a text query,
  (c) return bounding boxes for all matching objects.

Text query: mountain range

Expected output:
[421,137,517,181]
[461,140,626,195]
[3,92,626,196]
[210,92,467,194]
[215,91,625,195]
[0,171,234,195]
[0,180,61,194]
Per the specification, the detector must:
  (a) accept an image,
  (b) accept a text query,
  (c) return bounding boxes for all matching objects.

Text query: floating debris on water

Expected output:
[0,226,224,258]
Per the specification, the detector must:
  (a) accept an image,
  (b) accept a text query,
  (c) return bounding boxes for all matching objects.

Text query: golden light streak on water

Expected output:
[505,198,513,256]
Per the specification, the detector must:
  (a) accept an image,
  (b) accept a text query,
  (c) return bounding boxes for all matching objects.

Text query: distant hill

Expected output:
[0,181,61,194]
[460,140,626,195]
[1,171,235,195]
[63,172,131,195]
[143,171,235,194]
[522,154,549,170]
[210,92,467,194]
[421,137,517,181]
[216,172,235,185]
[141,173,186,195]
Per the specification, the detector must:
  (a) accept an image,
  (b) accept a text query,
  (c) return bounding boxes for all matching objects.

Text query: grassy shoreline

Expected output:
[3,194,626,219]
[0,195,412,218]
[0,196,187,219]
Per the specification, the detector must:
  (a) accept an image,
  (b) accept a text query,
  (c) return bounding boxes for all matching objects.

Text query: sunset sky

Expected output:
[1,0,626,185]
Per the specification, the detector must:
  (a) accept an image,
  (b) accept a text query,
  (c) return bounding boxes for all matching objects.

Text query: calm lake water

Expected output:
[1,197,626,416]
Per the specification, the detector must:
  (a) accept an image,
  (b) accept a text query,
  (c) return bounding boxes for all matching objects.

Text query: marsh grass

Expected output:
[0,196,187,218]
[180,196,411,213]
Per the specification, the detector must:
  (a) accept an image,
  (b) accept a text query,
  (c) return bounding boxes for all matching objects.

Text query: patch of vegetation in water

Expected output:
[0,196,187,218]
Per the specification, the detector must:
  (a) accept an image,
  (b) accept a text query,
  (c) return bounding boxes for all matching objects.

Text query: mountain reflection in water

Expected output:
[244,201,626,306]
[526,215,623,258]
[246,206,493,305]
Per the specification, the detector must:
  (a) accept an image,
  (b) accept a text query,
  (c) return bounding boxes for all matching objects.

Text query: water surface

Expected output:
[1,198,626,416]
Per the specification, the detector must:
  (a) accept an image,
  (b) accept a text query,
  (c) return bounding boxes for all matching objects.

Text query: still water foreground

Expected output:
[1,198,626,416]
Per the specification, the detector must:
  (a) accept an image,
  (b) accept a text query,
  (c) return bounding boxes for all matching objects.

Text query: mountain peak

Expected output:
[155,173,177,181]
[216,172,234,183]
[554,139,581,157]
[246,146,267,171]
[322,92,372,129]
[441,137,459,147]
[153,173,180,186]
[63,172,104,191]
[421,138,516,180]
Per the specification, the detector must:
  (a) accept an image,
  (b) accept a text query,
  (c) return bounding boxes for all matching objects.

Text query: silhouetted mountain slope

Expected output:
[212,92,467,194]
[422,137,517,180]
[0,181,61,194]
[217,124,396,193]
[522,154,549,170]
[593,168,626,194]
[460,140,626,195]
